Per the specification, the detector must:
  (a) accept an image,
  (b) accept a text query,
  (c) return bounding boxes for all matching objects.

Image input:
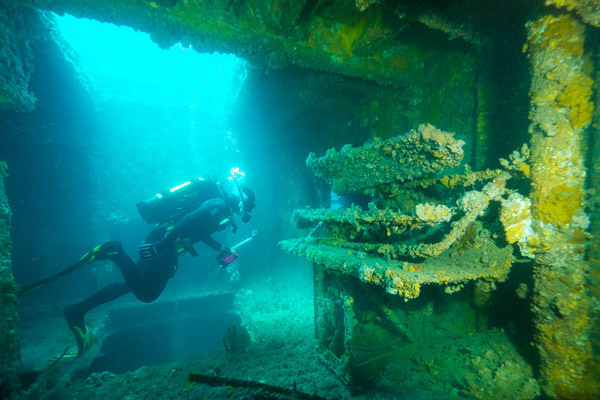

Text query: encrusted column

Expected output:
[526,14,599,399]
[0,162,19,398]
[588,30,600,400]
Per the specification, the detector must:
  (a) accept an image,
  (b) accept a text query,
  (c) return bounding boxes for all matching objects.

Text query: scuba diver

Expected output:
[62,177,255,357]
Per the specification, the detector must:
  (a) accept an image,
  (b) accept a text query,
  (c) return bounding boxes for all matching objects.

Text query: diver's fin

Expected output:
[70,324,95,357]
[48,347,77,368]
[19,242,122,296]
[56,352,80,361]
[64,305,96,357]
[18,253,93,296]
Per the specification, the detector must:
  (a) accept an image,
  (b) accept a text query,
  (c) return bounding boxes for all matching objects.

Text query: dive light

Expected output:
[220,230,257,267]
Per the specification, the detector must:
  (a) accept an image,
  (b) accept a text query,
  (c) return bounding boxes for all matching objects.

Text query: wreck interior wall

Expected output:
[313,264,541,399]
[475,36,531,170]
[232,60,478,282]
[0,4,37,112]
[0,24,100,305]
[0,163,18,400]
[232,67,398,282]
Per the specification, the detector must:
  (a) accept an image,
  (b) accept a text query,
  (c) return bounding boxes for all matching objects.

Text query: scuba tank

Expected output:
[136,178,223,224]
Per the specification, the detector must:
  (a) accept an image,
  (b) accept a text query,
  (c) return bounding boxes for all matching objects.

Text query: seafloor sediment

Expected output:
[17,276,541,400]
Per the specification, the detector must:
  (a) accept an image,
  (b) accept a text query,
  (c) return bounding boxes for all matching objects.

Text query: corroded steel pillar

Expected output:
[591,43,600,387]
[526,14,599,399]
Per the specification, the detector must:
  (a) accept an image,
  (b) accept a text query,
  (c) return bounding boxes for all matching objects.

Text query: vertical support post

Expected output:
[588,34,600,400]
[526,14,599,399]
[0,162,19,396]
[474,65,491,171]
[591,41,600,365]
[313,263,326,341]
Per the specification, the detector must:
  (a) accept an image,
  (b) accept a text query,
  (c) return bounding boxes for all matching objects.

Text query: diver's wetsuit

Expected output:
[64,197,231,325]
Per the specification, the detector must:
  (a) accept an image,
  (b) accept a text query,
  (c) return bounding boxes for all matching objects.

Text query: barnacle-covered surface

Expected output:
[393,167,505,190]
[295,187,503,261]
[284,171,517,291]
[292,162,514,261]
[280,235,513,300]
[306,124,465,194]
[0,162,19,395]
[292,205,433,236]
[282,133,527,317]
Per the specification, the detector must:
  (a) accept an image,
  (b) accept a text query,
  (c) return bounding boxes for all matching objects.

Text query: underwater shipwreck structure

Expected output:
[281,126,544,398]
[0,0,599,399]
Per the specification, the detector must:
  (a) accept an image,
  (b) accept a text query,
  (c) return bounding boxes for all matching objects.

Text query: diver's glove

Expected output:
[217,246,233,268]
[139,243,161,259]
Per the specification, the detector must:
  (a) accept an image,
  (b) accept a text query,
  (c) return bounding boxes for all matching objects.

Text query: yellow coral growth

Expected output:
[500,193,535,257]
[339,18,367,55]
[557,74,594,129]
[519,162,531,178]
[536,15,585,58]
[415,203,452,224]
[537,315,599,400]
[536,183,583,226]
[388,277,420,299]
